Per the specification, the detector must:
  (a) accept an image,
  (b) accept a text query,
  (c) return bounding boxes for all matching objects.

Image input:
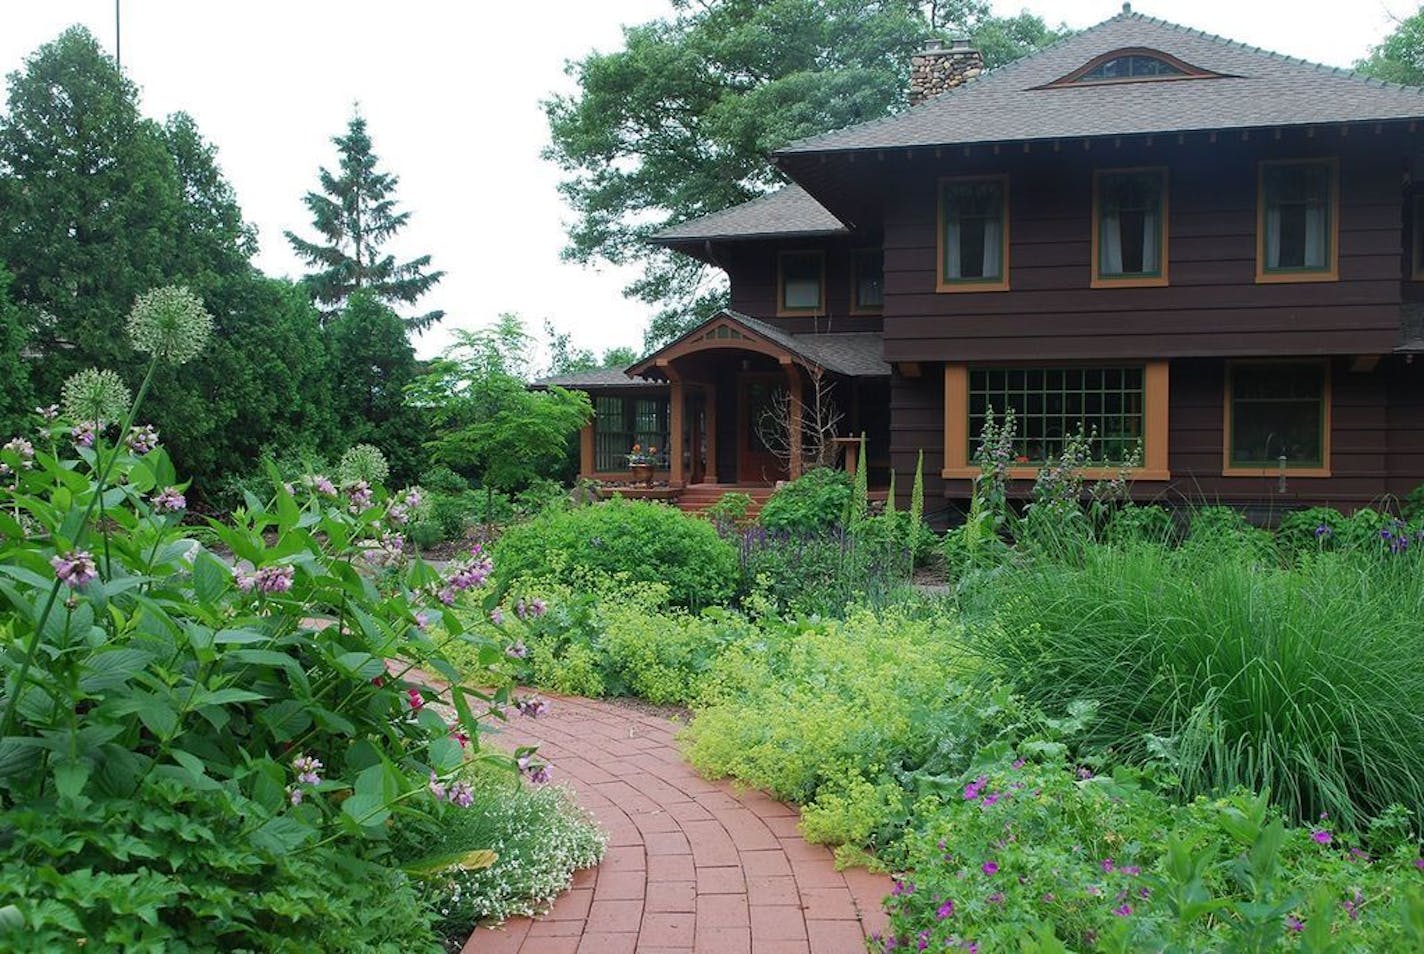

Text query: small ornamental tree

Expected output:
[0,287,554,947]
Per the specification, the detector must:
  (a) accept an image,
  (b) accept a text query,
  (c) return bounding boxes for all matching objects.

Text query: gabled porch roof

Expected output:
[626,309,889,380]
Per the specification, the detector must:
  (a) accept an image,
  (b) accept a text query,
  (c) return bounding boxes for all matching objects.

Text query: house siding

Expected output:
[724,239,885,334]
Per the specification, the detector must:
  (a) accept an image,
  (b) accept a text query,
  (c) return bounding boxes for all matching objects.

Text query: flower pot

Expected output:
[630,462,655,487]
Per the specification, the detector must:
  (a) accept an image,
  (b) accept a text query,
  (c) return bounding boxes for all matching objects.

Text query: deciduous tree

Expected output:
[1357,7,1424,86]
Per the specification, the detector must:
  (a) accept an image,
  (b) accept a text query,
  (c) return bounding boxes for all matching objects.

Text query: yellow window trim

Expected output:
[1091,166,1170,289]
[941,361,1171,481]
[1255,158,1340,284]
[936,174,1011,293]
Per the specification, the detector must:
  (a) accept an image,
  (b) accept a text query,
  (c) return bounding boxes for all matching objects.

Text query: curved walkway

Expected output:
[464,694,892,954]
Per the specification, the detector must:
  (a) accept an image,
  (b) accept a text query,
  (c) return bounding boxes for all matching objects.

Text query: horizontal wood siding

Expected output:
[880,135,1406,361]
[724,238,884,334]
[1386,357,1424,498]
[889,370,948,525]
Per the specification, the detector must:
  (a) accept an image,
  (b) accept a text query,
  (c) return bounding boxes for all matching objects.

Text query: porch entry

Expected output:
[736,373,791,484]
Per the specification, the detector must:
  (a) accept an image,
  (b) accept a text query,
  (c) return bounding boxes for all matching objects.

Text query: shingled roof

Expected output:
[650,183,847,245]
[779,11,1424,156]
[628,310,889,380]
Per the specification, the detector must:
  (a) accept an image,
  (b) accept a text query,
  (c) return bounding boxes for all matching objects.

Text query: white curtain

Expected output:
[1101,211,1124,274]
[1141,206,1159,272]
[981,218,1002,279]
[1264,204,1283,269]
[1303,205,1325,268]
[944,219,963,279]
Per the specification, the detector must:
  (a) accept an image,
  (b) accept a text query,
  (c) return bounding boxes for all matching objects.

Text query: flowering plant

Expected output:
[625,442,660,467]
[0,288,533,948]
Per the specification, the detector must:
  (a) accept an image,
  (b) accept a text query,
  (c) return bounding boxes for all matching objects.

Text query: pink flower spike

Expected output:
[935,899,955,920]
[1312,829,1332,845]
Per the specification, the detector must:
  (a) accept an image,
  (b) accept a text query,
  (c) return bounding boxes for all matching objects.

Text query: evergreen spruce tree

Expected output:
[0,269,35,437]
[285,113,444,331]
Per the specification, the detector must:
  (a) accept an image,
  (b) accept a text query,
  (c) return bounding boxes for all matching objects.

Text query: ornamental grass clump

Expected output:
[967,540,1424,829]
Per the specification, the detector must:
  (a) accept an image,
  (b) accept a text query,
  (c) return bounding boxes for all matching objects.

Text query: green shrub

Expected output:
[685,608,991,863]
[705,491,754,530]
[1103,503,1176,546]
[1275,505,1346,558]
[759,467,853,535]
[395,770,604,930]
[493,498,738,608]
[1184,504,1276,562]
[738,526,908,617]
[514,477,570,517]
[885,752,1422,952]
[967,542,1424,829]
[1404,483,1424,525]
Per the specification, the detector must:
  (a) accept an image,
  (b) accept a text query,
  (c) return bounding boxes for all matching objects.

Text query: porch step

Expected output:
[677,484,778,518]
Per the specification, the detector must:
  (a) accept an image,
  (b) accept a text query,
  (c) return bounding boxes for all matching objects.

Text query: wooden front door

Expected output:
[737,374,790,484]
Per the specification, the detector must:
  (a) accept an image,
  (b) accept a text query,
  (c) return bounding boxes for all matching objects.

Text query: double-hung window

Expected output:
[1225,361,1330,475]
[938,176,1009,291]
[1258,159,1337,282]
[777,251,825,315]
[1094,168,1168,286]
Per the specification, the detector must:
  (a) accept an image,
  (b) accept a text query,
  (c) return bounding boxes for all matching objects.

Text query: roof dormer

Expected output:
[1042,47,1225,88]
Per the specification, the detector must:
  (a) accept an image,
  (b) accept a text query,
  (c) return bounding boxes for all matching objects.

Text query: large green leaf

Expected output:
[257,699,312,741]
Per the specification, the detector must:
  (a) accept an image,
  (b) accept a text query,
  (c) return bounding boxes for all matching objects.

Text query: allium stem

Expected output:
[1,355,159,736]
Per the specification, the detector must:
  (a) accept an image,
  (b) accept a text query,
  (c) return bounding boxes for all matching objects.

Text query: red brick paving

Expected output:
[462,694,891,953]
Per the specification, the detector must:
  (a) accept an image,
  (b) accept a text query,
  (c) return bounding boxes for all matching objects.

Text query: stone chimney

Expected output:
[909,38,983,106]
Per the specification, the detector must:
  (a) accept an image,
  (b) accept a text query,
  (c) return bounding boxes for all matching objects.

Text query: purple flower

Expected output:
[1415,858,1424,871]
[982,792,1002,807]
[311,475,336,496]
[1011,758,1025,770]
[1314,524,1332,538]
[36,404,59,422]
[3,437,34,468]
[516,696,548,718]
[1350,848,1371,863]
[1101,858,1115,873]
[528,765,552,784]
[403,487,422,509]
[447,780,474,808]
[490,607,505,625]
[386,503,409,526]
[963,775,988,801]
[916,930,929,951]
[126,424,159,455]
[1076,766,1093,780]
[51,550,98,588]
[1121,865,1141,876]
[981,860,998,876]
[935,899,955,920]
[428,772,447,801]
[72,422,96,448]
[152,486,186,513]
[346,480,373,512]
[253,564,294,594]
[506,641,528,659]
[413,611,430,630]
[288,786,303,806]
[1312,829,1332,845]
[1343,889,1364,921]
[987,892,1004,904]
[1113,904,1132,917]
[292,754,323,786]
[1286,915,1304,933]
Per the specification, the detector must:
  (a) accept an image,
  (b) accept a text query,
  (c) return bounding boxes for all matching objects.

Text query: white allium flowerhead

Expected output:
[61,368,132,425]
[127,285,214,364]
[338,443,390,486]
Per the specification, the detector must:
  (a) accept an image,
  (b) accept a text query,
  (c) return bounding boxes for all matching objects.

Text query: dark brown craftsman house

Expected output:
[544,9,1424,521]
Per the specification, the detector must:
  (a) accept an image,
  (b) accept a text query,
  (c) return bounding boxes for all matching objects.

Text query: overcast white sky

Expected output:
[0,1,1413,359]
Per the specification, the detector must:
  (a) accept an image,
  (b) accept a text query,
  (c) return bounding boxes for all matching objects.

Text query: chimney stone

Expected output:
[909,37,984,106]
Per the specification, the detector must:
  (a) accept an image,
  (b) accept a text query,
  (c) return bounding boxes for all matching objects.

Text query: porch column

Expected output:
[785,361,803,479]
[579,422,595,479]
[704,382,718,483]
[666,365,685,487]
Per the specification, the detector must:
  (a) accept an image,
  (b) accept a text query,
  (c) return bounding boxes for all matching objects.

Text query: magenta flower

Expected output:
[1286,915,1304,933]
[916,930,929,951]
[51,550,98,588]
[1312,829,1332,845]
[935,899,955,920]
[1415,858,1424,871]
[407,688,425,711]
[963,775,988,800]
[1011,758,1025,770]
[152,486,186,513]
[1112,904,1132,917]
[529,765,552,784]
[981,860,998,876]
[987,892,1004,904]
[982,792,1002,807]
[1121,865,1141,876]
[1101,858,1115,873]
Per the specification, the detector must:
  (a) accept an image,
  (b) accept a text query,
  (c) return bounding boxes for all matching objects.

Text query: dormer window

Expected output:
[1044,48,1220,88]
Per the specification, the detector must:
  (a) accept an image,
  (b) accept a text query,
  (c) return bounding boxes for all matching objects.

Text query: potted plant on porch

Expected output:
[627,443,658,487]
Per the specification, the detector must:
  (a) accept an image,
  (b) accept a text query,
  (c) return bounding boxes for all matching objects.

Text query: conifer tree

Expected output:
[285,113,444,331]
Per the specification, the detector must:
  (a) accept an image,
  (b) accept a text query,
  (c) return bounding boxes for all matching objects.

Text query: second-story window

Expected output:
[778,250,824,314]
[1258,159,1337,282]
[1094,168,1168,286]
[938,176,1009,291]
[852,249,884,313]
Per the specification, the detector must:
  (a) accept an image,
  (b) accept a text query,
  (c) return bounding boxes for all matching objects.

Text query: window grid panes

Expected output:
[780,252,823,310]
[1229,363,1326,468]
[968,367,1145,464]
[1098,171,1165,278]
[854,249,884,310]
[1262,162,1332,272]
[941,180,1006,283]
[594,395,669,472]
[1077,55,1187,82]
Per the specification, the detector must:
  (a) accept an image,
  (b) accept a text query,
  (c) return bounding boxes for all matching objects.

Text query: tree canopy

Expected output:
[544,0,1064,349]
[285,114,445,331]
[1356,6,1424,86]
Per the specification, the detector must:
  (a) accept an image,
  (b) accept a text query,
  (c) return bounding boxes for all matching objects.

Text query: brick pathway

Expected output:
[463,694,892,954]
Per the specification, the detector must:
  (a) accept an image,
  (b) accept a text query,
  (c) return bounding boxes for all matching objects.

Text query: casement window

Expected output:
[1257,159,1338,282]
[1093,168,1168,287]
[594,395,669,472]
[777,250,825,315]
[851,248,884,313]
[1224,361,1330,476]
[938,176,1009,291]
[941,362,1170,480]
